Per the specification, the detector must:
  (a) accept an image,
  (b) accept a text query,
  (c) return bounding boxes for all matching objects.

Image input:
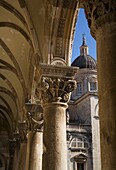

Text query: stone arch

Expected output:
[0,0,27,28]
[0,96,12,113]
[0,110,13,132]
[0,61,26,99]
[0,87,19,121]
[0,22,32,45]
[47,0,80,65]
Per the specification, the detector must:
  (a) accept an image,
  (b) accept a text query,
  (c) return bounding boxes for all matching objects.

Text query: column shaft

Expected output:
[25,131,43,170]
[96,23,116,170]
[43,102,68,170]
[25,131,33,170]
[30,132,43,170]
[18,143,27,170]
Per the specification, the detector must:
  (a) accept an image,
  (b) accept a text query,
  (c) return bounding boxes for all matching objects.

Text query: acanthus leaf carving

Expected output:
[82,0,116,37]
[36,77,77,103]
[35,64,78,104]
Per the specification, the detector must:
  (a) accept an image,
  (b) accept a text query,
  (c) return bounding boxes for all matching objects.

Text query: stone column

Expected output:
[9,134,20,170]
[43,102,67,170]
[18,122,28,170]
[25,131,33,170]
[35,64,77,170]
[18,142,27,170]
[25,104,43,170]
[12,131,20,170]
[83,1,116,169]
[30,131,43,170]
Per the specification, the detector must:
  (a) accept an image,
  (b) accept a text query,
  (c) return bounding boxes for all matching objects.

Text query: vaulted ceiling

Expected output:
[0,0,82,135]
[0,0,35,134]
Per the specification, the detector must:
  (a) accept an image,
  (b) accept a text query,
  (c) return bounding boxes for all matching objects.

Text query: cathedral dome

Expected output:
[71,35,97,70]
[71,54,97,69]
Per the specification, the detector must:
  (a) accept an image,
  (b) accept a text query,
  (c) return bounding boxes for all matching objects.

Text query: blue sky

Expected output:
[71,9,96,63]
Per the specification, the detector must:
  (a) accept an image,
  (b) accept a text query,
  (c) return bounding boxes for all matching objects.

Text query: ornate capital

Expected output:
[18,122,28,143]
[35,64,77,103]
[25,103,44,132]
[82,0,116,37]
[36,77,76,103]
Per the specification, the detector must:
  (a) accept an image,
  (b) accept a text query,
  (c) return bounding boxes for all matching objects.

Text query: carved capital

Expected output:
[82,0,116,37]
[25,103,44,132]
[27,112,43,132]
[35,64,77,104]
[18,122,28,143]
[36,77,76,103]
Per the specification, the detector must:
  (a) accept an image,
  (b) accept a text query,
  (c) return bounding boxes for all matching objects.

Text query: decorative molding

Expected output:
[57,18,66,38]
[55,18,66,57]
[55,37,63,56]
[47,0,78,9]
[50,57,66,66]
[36,63,78,79]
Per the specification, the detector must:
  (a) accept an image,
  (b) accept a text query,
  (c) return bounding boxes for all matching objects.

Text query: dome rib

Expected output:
[71,55,97,70]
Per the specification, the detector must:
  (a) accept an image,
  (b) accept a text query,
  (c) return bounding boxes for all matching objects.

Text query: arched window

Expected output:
[70,137,89,150]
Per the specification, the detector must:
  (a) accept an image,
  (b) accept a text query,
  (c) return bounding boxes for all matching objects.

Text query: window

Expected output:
[77,82,82,95]
[90,82,97,91]
[70,137,89,149]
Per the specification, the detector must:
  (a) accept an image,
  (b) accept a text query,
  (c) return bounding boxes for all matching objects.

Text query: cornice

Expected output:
[69,91,98,105]
[36,63,78,81]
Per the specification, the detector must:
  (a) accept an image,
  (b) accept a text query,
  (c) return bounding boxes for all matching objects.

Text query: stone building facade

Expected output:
[0,0,116,170]
[67,36,101,170]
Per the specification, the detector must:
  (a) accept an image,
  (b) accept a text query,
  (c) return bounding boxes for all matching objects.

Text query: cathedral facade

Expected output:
[67,36,101,170]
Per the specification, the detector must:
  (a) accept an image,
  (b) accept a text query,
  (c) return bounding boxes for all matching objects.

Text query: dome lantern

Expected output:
[71,35,96,70]
[80,34,89,56]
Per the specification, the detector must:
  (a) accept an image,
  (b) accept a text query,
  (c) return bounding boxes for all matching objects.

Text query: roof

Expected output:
[71,54,97,69]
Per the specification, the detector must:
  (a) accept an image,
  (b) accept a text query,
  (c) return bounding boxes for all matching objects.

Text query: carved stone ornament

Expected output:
[82,0,116,37]
[25,103,44,132]
[18,122,28,142]
[27,112,44,132]
[35,64,78,103]
[36,77,76,103]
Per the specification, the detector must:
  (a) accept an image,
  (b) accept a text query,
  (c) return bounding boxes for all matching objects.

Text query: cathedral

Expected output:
[67,36,101,170]
[0,0,116,170]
